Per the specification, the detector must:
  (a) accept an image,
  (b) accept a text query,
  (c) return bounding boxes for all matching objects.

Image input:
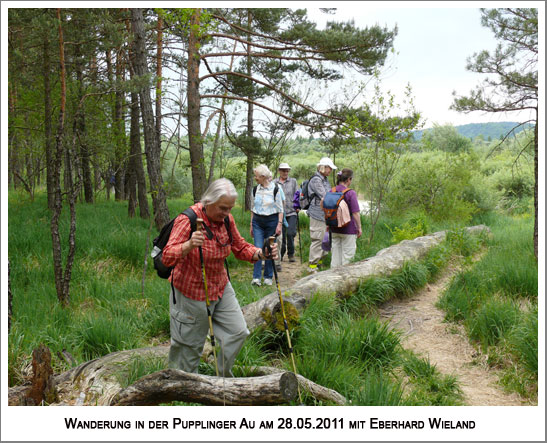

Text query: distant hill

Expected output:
[413,122,533,141]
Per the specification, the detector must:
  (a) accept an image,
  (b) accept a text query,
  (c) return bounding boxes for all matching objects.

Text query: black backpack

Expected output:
[299,176,315,210]
[151,207,232,303]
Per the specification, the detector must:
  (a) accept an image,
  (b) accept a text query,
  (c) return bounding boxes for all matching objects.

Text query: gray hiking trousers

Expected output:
[168,282,250,376]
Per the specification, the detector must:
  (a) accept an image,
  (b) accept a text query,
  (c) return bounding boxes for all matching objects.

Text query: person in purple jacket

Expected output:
[330,168,362,267]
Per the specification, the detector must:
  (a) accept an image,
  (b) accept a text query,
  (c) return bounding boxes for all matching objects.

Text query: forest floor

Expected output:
[275,250,534,406]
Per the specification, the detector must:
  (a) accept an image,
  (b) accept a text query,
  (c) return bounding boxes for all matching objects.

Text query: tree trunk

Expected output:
[43,34,55,209]
[128,92,141,217]
[111,368,298,406]
[74,44,93,203]
[114,51,126,201]
[130,8,170,230]
[155,15,163,144]
[187,8,207,203]
[50,8,68,306]
[8,260,13,332]
[244,11,255,211]
[533,116,538,259]
[26,345,56,406]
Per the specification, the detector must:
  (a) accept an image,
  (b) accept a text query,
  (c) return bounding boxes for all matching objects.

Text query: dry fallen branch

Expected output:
[111,368,298,406]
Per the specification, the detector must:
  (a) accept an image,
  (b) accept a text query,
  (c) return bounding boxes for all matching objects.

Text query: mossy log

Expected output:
[243,225,490,331]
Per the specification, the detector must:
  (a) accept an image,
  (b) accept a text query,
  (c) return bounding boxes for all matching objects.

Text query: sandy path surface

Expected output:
[376,268,532,406]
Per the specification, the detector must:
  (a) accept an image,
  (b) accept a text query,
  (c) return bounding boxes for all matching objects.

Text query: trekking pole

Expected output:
[268,236,302,403]
[296,213,303,264]
[196,219,220,377]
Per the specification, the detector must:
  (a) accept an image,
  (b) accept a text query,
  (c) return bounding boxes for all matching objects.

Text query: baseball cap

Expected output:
[317,157,337,169]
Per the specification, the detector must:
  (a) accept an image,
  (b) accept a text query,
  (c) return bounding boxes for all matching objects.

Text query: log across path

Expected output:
[9,225,490,406]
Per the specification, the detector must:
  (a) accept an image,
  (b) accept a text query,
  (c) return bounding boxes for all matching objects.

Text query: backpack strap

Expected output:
[253,183,279,199]
[168,208,198,305]
[223,215,232,281]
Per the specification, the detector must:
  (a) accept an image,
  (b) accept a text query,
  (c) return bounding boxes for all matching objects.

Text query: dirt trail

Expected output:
[376,267,532,406]
[274,238,532,406]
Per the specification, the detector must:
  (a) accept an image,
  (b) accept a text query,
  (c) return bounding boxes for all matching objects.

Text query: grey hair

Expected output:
[254,164,272,180]
[200,178,238,205]
[317,164,329,174]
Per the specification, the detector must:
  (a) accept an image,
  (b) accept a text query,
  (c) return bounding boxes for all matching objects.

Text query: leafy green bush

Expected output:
[388,211,431,243]
[385,151,478,221]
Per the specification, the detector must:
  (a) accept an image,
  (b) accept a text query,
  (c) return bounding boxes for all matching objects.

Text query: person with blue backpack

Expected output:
[329,168,362,267]
[161,178,277,376]
[306,157,337,273]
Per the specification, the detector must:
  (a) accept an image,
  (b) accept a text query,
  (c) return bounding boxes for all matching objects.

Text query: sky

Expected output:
[304,3,541,129]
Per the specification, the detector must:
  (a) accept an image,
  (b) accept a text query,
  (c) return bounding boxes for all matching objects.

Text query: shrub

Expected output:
[388,211,431,243]
[385,151,479,221]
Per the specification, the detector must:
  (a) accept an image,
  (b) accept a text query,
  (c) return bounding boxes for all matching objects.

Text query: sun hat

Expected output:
[278,162,291,170]
[317,157,337,169]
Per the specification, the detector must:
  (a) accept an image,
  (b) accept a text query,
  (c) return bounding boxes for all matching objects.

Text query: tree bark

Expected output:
[114,50,126,201]
[127,91,149,218]
[111,368,298,406]
[534,116,538,259]
[43,34,55,209]
[74,43,93,203]
[155,15,163,144]
[26,344,56,406]
[187,8,207,203]
[8,261,13,332]
[130,8,170,229]
[50,8,69,306]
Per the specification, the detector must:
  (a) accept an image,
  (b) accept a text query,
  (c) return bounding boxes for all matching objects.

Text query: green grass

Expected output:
[7,189,536,405]
[436,212,537,398]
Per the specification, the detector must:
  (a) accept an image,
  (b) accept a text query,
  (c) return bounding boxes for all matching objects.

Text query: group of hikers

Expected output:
[159,157,362,377]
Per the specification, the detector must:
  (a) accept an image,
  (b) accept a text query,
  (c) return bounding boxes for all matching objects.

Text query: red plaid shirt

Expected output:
[161,203,258,301]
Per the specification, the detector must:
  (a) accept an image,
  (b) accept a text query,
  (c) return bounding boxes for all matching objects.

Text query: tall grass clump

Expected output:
[507,306,538,374]
[401,352,464,406]
[466,298,520,349]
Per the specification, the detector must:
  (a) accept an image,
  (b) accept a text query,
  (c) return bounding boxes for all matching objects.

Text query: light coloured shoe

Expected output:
[263,278,273,286]
[308,265,318,274]
[251,279,261,286]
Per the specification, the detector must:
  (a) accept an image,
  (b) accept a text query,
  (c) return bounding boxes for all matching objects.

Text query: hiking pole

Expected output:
[296,213,303,264]
[268,236,302,403]
[196,219,220,377]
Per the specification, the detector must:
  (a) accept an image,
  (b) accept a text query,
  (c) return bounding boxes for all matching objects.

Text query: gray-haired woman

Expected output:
[250,164,285,286]
[162,178,278,376]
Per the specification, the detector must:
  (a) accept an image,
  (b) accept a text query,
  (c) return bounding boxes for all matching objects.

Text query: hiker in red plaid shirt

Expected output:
[162,178,278,376]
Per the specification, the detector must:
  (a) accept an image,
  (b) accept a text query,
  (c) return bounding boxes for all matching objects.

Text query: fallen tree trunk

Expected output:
[242,225,490,331]
[111,368,298,406]
[251,366,346,405]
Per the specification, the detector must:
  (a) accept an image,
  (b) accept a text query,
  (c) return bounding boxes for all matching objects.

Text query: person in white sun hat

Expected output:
[307,157,337,273]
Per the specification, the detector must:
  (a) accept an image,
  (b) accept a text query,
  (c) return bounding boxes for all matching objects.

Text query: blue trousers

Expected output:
[252,213,278,280]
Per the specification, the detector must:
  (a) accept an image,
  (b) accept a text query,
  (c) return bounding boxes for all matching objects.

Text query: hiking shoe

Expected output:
[251,279,261,286]
[308,265,318,274]
[276,264,282,272]
[288,255,296,263]
[263,278,273,286]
